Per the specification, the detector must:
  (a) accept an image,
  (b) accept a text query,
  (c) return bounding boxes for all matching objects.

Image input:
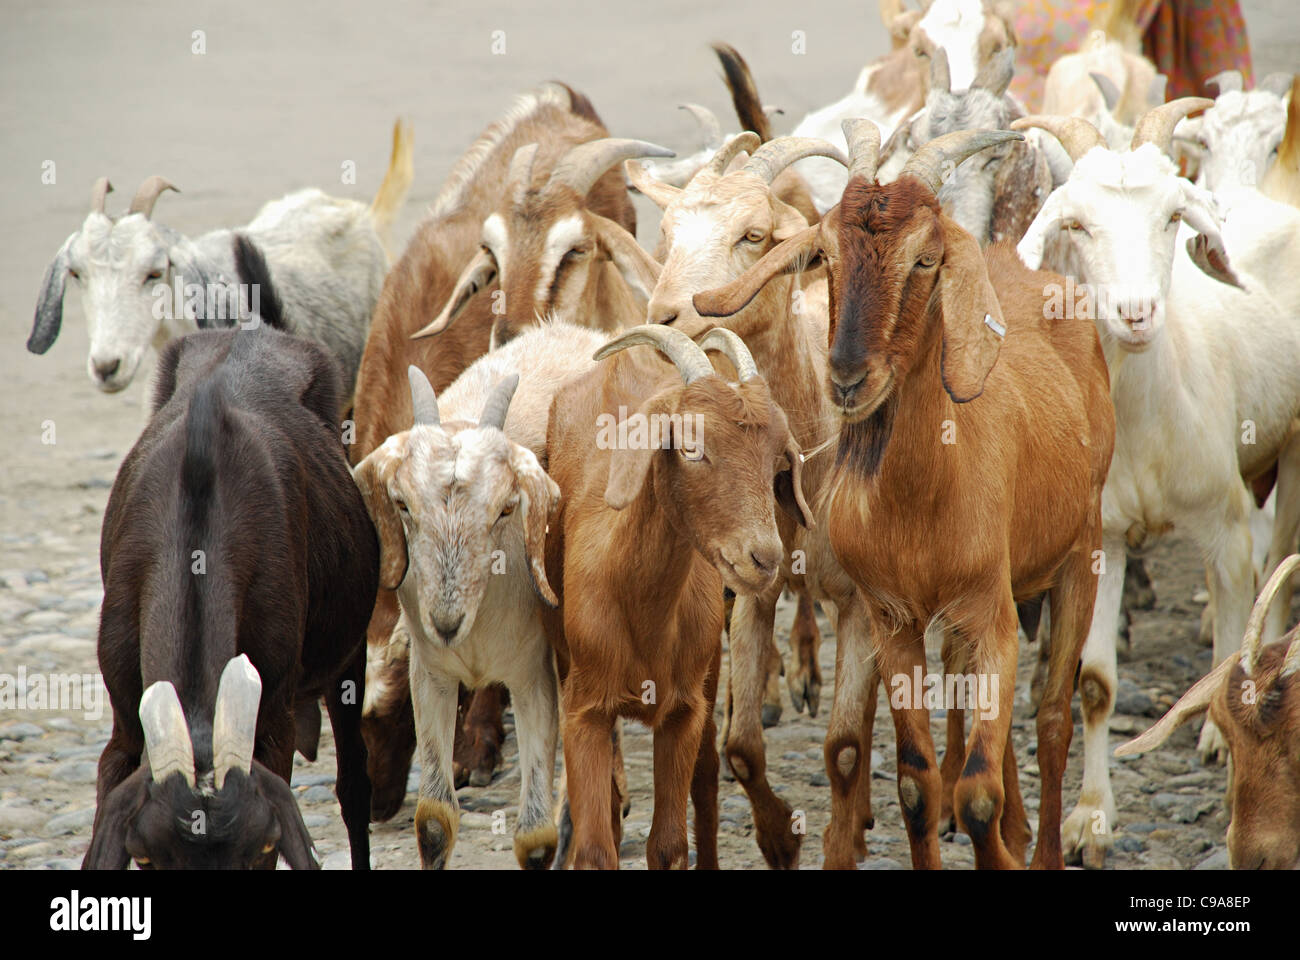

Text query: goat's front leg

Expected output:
[726,584,800,868]
[647,697,707,870]
[689,642,722,869]
[822,595,876,869]
[1201,490,1257,764]
[410,659,460,869]
[324,647,372,870]
[1260,434,1300,642]
[563,697,617,869]
[508,657,559,870]
[1062,533,1124,866]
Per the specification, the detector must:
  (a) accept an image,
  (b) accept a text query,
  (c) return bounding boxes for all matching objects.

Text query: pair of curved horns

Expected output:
[139,655,261,791]
[548,138,675,198]
[1012,98,1212,162]
[593,323,759,385]
[848,117,1023,193]
[1241,554,1300,676]
[407,365,518,432]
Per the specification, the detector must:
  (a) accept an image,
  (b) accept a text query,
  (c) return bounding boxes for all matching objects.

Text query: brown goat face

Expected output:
[826,179,945,422]
[355,425,559,647]
[605,380,788,595]
[1214,654,1300,869]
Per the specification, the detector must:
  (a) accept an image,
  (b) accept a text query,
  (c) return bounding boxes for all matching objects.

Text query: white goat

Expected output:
[1014,103,1300,868]
[791,0,1016,213]
[29,124,411,412]
[1176,70,1293,192]
[351,320,606,870]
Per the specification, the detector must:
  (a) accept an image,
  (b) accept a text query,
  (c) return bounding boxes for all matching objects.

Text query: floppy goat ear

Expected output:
[352,441,410,591]
[937,218,1006,402]
[774,432,816,530]
[1015,187,1064,270]
[251,762,320,869]
[1115,653,1238,757]
[81,766,150,870]
[604,393,673,510]
[411,247,497,339]
[592,212,661,301]
[510,447,562,607]
[29,233,77,354]
[693,224,822,317]
[1178,180,1245,290]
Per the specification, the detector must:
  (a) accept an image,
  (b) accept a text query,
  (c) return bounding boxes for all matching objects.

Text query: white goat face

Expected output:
[1021,144,1226,351]
[1194,90,1287,192]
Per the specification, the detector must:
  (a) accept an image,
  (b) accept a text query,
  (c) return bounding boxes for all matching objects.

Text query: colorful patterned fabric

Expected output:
[1009,0,1253,111]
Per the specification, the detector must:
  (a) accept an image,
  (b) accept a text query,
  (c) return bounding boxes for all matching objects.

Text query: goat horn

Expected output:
[478,374,519,431]
[1207,69,1243,96]
[1131,98,1214,155]
[139,680,196,789]
[843,119,883,183]
[507,143,540,206]
[707,131,761,176]
[90,177,113,215]
[1010,115,1105,162]
[1283,629,1300,679]
[680,103,724,148]
[547,138,675,197]
[698,327,759,381]
[901,129,1024,194]
[408,365,441,427]
[930,46,951,95]
[1242,554,1300,674]
[972,47,1015,98]
[593,323,713,385]
[212,655,262,791]
[878,0,905,25]
[744,137,849,185]
[1259,72,1295,98]
[128,175,179,218]
[1090,72,1122,113]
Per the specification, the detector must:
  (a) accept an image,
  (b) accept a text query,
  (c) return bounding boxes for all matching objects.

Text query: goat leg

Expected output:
[324,646,371,870]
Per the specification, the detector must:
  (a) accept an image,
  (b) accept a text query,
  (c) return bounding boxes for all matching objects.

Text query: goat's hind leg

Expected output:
[325,646,372,870]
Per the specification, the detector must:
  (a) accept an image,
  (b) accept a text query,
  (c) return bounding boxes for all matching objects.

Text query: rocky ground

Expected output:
[2,0,1295,872]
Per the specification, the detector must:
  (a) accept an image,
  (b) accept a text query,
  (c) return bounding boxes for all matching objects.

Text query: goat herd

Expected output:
[25,0,1300,871]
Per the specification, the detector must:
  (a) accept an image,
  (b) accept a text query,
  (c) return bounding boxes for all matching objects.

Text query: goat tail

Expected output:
[370,118,414,258]
[232,234,286,331]
[712,43,771,143]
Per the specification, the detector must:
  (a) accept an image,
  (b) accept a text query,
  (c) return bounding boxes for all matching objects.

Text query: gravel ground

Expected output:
[1,1,1296,871]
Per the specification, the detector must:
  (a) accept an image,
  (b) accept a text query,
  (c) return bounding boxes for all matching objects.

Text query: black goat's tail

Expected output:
[232,233,286,331]
[712,43,771,143]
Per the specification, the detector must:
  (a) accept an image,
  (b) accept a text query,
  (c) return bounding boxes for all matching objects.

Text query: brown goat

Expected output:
[695,125,1115,869]
[1118,554,1300,869]
[541,325,812,869]
[349,82,638,819]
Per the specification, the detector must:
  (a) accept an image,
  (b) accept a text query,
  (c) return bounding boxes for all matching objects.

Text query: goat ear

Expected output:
[889,11,921,45]
[771,197,809,242]
[511,447,562,608]
[1179,181,1245,290]
[411,247,497,340]
[166,234,225,328]
[1115,653,1237,757]
[604,394,671,510]
[694,224,822,318]
[352,441,409,591]
[774,434,816,530]
[30,233,77,354]
[937,220,1005,403]
[255,762,321,869]
[1015,187,1064,270]
[592,212,661,302]
[82,766,149,870]
[624,159,683,210]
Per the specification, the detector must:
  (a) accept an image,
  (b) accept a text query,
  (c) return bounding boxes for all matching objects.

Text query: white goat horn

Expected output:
[1090,72,1122,113]
[128,175,179,218]
[478,374,519,431]
[212,654,262,791]
[1208,69,1243,95]
[1242,554,1300,674]
[1131,98,1214,155]
[901,129,1024,194]
[1011,115,1106,162]
[594,323,714,385]
[744,137,849,185]
[680,103,723,148]
[972,47,1016,98]
[408,365,440,427]
[698,327,759,382]
[547,138,675,198]
[843,119,882,183]
[707,132,761,176]
[139,680,196,788]
[90,177,113,215]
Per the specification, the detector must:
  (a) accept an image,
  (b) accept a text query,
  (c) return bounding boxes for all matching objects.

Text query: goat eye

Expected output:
[499,502,516,519]
[1063,219,1086,233]
[1168,211,1183,225]
[679,446,705,462]
[134,857,150,866]
[915,255,937,269]
[261,841,275,854]
[146,269,164,281]
[394,499,410,515]
[68,267,80,279]
[742,229,766,245]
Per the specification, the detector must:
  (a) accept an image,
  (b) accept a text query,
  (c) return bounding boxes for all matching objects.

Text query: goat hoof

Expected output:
[416,798,458,870]
[761,702,782,729]
[514,824,558,870]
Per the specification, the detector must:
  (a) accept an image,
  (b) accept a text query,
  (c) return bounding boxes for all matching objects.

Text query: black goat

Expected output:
[83,236,379,869]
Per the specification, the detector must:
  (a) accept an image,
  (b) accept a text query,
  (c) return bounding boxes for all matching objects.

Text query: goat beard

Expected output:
[835,391,899,479]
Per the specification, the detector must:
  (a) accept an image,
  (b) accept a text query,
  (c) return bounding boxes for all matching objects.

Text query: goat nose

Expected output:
[749,544,781,576]
[433,615,463,643]
[93,357,121,380]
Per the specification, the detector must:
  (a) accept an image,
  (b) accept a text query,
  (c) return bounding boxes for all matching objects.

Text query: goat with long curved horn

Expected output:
[1010,115,1106,162]
[698,327,759,382]
[212,655,263,791]
[593,323,714,384]
[743,137,849,185]
[139,681,196,788]
[1131,98,1214,156]
[900,129,1024,194]
[408,365,441,427]
[547,139,675,198]
[680,103,724,148]
[128,175,179,218]
[706,131,761,176]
